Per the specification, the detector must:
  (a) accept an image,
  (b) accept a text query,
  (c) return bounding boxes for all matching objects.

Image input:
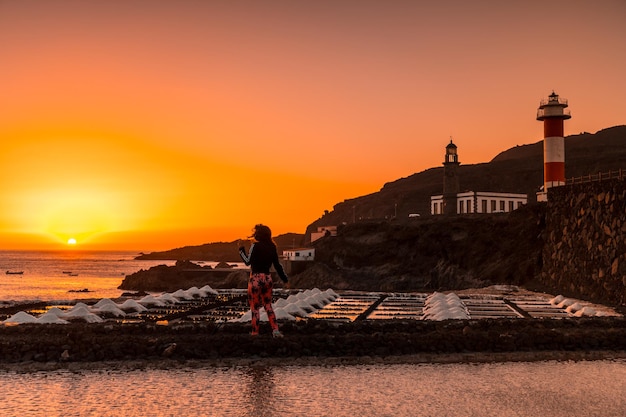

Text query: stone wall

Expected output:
[542,179,626,305]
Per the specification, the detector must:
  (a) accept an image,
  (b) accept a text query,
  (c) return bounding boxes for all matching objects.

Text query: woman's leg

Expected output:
[259,273,278,332]
[248,273,262,335]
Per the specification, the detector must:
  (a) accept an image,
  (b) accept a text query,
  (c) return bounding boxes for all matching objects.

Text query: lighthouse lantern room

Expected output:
[442,139,460,215]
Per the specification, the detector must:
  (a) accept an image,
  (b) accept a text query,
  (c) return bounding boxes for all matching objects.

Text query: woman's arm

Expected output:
[272,251,289,283]
[239,243,254,266]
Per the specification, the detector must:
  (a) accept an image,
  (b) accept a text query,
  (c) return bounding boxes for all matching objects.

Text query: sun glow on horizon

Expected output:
[67,237,77,245]
[0,1,624,251]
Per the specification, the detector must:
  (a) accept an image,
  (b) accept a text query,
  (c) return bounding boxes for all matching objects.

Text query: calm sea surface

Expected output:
[2,360,625,416]
[2,251,625,416]
[0,250,184,302]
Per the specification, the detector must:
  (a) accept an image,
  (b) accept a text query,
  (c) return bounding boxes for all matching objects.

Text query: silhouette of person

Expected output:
[238,224,289,337]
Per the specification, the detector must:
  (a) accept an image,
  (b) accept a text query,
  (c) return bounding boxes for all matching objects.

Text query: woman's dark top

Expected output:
[239,240,288,283]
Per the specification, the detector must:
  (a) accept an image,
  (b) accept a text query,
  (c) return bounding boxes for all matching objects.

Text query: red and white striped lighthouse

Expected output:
[537,91,571,192]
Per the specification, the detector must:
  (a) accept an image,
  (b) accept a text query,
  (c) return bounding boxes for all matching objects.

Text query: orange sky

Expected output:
[1,0,625,251]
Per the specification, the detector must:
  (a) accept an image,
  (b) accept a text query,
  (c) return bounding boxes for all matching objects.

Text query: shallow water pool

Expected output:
[2,359,625,417]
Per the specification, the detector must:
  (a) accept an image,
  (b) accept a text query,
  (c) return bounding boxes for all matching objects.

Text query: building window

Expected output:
[500,201,505,211]
[509,201,514,211]
[491,200,496,212]
[459,201,464,214]
[481,200,487,213]
[466,200,472,213]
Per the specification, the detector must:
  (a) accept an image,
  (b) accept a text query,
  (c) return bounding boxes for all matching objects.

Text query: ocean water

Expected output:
[2,360,625,416]
[2,251,625,417]
[0,250,179,302]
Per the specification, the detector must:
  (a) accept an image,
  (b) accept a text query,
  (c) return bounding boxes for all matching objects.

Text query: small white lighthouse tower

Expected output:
[537,91,571,201]
[442,139,460,215]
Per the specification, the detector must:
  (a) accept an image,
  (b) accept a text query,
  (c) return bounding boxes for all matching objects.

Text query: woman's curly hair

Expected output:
[252,224,272,242]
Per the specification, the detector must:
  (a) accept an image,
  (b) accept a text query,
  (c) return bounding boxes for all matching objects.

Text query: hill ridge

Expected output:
[305,125,626,239]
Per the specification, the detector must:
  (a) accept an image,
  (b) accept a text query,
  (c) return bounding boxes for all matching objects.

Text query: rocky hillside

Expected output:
[290,204,545,292]
[121,205,546,294]
[305,126,626,241]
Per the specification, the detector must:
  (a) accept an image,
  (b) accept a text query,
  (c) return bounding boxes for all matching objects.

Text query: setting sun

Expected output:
[0,1,624,251]
[67,238,77,245]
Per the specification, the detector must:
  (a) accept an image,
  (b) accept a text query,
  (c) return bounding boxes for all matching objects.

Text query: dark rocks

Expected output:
[305,205,545,292]
[544,180,626,306]
[118,261,248,292]
[0,318,624,366]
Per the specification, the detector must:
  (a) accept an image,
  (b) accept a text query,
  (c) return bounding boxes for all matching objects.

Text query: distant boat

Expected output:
[62,271,72,274]
[6,271,24,275]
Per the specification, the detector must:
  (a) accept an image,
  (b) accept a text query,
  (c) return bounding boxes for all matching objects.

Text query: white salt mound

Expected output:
[273,307,296,321]
[282,303,309,317]
[139,295,167,307]
[550,295,565,305]
[119,299,148,312]
[199,284,219,296]
[574,307,597,317]
[64,306,104,323]
[423,292,470,320]
[157,293,179,304]
[69,302,92,312]
[565,303,583,313]
[172,289,194,300]
[94,303,126,317]
[45,307,67,318]
[36,312,70,324]
[273,298,288,308]
[186,286,203,298]
[4,311,38,324]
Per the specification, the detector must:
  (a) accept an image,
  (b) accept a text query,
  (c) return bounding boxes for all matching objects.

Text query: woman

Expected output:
[238,224,289,337]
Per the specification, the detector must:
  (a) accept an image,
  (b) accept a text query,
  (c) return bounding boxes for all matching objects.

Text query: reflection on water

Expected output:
[244,366,276,417]
[2,360,625,417]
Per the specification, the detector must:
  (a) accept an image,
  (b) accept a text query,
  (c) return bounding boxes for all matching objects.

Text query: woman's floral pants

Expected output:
[247,272,278,334]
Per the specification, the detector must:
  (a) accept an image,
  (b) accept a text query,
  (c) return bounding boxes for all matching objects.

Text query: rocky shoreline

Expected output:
[1,317,624,371]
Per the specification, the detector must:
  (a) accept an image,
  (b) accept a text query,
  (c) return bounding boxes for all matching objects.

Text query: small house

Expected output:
[310,226,337,243]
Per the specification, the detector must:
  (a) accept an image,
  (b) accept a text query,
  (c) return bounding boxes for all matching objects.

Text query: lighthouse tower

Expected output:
[537,91,571,197]
[442,139,460,215]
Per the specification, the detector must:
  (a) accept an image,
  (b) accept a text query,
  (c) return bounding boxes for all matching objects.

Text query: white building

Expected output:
[431,191,527,215]
[283,248,315,261]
